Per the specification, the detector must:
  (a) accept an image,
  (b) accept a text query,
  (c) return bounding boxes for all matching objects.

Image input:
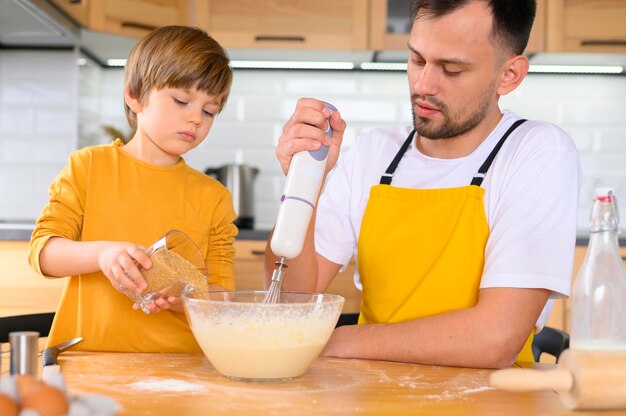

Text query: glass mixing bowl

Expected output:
[182,290,344,381]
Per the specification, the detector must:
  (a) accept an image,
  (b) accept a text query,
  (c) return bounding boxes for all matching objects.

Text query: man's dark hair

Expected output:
[409,0,536,55]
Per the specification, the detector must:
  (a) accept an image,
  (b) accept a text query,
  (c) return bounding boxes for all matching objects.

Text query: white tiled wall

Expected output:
[1,49,626,235]
[0,49,79,221]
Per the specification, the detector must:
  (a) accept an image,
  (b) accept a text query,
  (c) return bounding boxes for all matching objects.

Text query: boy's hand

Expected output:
[133,296,183,314]
[98,242,151,295]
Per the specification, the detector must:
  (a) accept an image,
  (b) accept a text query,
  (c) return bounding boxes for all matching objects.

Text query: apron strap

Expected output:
[470,119,527,186]
[380,130,416,185]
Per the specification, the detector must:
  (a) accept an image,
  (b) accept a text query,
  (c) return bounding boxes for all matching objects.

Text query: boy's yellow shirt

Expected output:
[29,139,237,352]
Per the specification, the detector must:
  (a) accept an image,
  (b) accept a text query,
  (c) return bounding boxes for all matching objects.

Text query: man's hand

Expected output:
[276,97,346,176]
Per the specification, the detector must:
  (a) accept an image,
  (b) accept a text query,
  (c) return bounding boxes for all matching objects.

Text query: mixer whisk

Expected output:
[262,258,287,304]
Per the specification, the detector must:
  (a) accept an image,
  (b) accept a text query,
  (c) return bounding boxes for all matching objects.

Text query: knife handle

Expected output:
[42,347,60,367]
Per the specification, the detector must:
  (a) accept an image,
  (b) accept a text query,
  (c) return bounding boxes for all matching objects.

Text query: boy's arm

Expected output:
[39,237,150,295]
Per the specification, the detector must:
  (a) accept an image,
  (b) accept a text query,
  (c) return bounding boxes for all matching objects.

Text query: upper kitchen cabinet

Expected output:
[545,0,626,53]
[194,0,368,50]
[51,0,191,39]
[369,0,546,54]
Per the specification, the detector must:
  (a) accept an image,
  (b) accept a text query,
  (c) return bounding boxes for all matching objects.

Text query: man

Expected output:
[265,0,580,369]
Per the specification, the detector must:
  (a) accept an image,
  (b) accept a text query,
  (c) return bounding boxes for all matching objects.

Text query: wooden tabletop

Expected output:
[2,352,622,416]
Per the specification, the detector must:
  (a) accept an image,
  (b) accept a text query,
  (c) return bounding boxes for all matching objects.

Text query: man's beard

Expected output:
[411,86,493,140]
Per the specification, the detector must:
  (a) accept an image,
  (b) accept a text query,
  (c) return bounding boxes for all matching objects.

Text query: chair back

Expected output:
[0,312,55,343]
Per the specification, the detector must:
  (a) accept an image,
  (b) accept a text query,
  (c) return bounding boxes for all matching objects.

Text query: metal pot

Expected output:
[205,164,259,229]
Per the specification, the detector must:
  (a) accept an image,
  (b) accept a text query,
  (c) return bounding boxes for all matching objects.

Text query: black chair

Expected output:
[337,313,570,363]
[336,312,359,327]
[0,312,55,343]
[532,326,570,362]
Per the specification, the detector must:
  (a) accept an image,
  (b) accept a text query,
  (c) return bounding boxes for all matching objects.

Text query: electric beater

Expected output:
[263,102,336,304]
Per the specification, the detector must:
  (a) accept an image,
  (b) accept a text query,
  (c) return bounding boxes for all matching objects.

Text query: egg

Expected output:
[15,374,43,400]
[0,393,19,416]
[21,384,69,416]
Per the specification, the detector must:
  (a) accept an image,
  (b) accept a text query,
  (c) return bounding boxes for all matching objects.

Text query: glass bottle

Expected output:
[571,188,626,350]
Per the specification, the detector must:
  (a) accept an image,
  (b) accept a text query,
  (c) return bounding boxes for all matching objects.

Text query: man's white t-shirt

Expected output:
[315,110,581,328]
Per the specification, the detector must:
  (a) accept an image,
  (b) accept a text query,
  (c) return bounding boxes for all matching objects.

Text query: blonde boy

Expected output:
[29,26,236,352]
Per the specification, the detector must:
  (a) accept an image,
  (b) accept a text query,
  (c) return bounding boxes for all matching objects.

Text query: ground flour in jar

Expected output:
[141,250,209,297]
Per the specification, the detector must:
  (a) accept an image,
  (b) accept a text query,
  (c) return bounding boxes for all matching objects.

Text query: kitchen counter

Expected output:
[4,352,618,415]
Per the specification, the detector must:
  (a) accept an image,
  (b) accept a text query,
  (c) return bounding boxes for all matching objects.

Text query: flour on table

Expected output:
[127,379,206,393]
[461,386,494,394]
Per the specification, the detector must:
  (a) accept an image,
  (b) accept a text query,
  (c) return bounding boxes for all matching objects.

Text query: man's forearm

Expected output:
[322,287,551,369]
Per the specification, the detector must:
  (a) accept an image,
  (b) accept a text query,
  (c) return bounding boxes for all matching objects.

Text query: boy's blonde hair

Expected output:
[124,25,233,130]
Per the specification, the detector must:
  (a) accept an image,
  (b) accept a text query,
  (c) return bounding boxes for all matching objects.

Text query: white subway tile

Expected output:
[184,148,239,172]
[35,110,77,135]
[514,74,597,99]
[100,96,125,119]
[239,96,290,121]
[500,97,559,123]
[218,97,239,121]
[592,76,626,100]
[206,121,276,148]
[0,109,34,136]
[580,154,626,176]
[254,175,282,205]
[30,51,77,77]
[1,139,73,164]
[33,83,75,106]
[560,125,594,153]
[329,99,398,122]
[79,96,101,115]
[283,73,358,95]
[0,51,35,78]
[239,148,283,174]
[558,100,626,126]
[255,200,280,230]
[231,72,281,95]
[361,73,408,96]
[398,101,413,124]
[0,82,34,105]
[595,127,626,152]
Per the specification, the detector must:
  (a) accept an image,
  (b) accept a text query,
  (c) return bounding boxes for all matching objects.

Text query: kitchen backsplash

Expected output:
[1,49,626,235]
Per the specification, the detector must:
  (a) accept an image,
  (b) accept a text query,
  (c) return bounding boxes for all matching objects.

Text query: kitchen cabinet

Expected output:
[194,0,368,50]
[545,0,626,53]
[0,241,64,317]
[51,0,191,39]
[369,0,546,54]
[233,240,362,314]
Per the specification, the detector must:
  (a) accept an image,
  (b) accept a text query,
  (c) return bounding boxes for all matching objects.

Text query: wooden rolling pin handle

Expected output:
[489,368,574,392]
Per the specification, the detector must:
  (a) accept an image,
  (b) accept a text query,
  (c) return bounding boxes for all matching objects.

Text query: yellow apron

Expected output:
[357,120,534,363]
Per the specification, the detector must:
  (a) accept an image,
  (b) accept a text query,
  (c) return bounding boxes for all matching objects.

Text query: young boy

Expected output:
[29,26,236,353]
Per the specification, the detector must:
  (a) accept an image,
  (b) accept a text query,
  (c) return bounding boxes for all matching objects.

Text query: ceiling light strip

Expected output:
[107,58,127,67]
[230,60,354,70]
[102,59,623,75]
[528,64,623,74]
[360,62,408,71]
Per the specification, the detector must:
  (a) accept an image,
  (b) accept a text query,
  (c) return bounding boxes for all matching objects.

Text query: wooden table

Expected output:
[3,352,625,416]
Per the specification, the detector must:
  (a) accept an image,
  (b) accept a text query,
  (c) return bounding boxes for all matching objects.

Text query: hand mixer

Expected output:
[263,102,337,304]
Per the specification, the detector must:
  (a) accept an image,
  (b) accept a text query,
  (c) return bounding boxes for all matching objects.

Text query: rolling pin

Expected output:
[490,349,626,410]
